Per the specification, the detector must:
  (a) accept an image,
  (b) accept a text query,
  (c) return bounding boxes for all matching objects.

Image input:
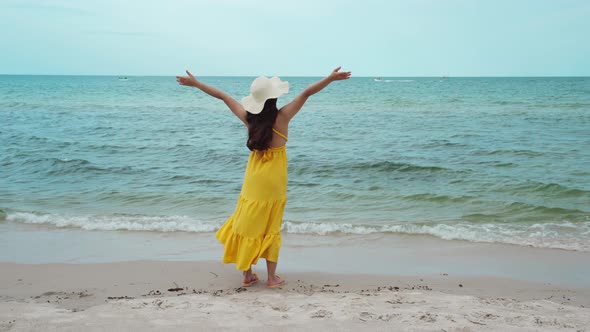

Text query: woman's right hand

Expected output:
[328,66,352,81]
[176,70,199,87]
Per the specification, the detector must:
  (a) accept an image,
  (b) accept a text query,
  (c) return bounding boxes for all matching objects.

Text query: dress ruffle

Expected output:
[215,194,286,271]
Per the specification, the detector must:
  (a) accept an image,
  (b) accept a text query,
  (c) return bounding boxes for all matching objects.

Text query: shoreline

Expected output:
[1,260,589,331]
[2,222,590,330]
[2,221,590,288]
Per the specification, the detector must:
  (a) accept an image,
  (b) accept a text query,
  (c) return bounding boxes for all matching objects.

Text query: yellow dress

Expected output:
[215,128,288,271]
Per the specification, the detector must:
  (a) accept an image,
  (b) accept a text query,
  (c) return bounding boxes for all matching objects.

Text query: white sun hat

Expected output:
[241,76,289,114]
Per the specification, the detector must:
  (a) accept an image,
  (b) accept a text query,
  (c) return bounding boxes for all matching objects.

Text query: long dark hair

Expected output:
[246,98,278,151]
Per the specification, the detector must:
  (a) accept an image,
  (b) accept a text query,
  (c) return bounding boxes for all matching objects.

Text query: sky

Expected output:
[0,0,589,76]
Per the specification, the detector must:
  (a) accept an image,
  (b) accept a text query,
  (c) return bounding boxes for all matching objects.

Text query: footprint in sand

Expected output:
[359,312,397,322]
[271,304,289,312]
[299,303,319,310]
[195,303,213,309]
[152,299,174,309]
[417,312,437,323]
[0,320,16,330]
[310,309,333,319]
[473,312,499,320]
[131,302,149,309]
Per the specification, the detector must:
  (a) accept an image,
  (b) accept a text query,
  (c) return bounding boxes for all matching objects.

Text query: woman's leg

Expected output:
[265,260,284,286]
[242,267,256,283]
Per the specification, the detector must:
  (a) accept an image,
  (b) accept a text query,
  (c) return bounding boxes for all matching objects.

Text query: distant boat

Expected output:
[118,77,129,81]
[374,77,383,82]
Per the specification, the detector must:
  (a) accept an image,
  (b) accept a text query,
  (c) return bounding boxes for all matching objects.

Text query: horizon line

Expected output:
[1,74,589,78]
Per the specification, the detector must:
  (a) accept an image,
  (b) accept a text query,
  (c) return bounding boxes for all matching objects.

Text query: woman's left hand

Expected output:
[176,70,199,87]
[328,66,352,81]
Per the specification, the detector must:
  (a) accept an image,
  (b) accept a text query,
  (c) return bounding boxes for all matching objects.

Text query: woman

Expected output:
[176,67,351,288]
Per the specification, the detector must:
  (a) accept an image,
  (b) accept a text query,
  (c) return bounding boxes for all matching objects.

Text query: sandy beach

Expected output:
[1,230,589,331]
[1,261,589,331]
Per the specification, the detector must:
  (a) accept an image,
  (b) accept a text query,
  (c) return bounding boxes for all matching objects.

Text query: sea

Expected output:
[1,75,589,253]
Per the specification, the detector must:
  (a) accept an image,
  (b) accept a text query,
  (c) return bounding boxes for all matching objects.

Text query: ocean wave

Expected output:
[513,202,588,214]
[6,211,220,232]
[491,100,528,106]
[291,160,454,177]
[400,193,476,204]
[480,182,590,205]
[474,160,517,167]
[415,139,471,149]
[283,220,590,252]
[461,201,589,223]
[449,133,480,138]
[474,149,545,157]
[5,210,590,252]
[350,161,450,173]
[0,101,46,109]
[14,157,90,166]
[14,157,138,176]
[528,102,590,110]
[517,182,590,198]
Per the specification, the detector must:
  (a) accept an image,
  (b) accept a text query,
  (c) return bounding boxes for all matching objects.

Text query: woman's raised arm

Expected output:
[280,66,351,122]
[176,70,247,125]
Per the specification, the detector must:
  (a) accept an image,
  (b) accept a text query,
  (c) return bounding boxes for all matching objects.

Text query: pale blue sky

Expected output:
[1,0,589,76]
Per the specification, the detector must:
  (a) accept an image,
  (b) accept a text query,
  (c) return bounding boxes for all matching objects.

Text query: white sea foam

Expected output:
[283,220,590,252]
[6,212,590,252]
[7,212,220,233]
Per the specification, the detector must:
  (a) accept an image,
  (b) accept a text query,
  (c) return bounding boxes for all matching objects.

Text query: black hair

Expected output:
[246,98,279,151]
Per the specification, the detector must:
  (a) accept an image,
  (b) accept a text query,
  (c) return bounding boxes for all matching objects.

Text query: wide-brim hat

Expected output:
[241,76,289,114]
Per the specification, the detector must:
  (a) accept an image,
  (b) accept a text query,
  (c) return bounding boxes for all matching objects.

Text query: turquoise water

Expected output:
[1,75,589,251]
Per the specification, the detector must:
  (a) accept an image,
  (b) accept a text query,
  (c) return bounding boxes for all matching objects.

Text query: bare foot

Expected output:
[267,275,286,288]
[242,271,258,287]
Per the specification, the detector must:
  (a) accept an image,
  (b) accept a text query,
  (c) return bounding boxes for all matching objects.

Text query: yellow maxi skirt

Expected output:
[215,146,288,271]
